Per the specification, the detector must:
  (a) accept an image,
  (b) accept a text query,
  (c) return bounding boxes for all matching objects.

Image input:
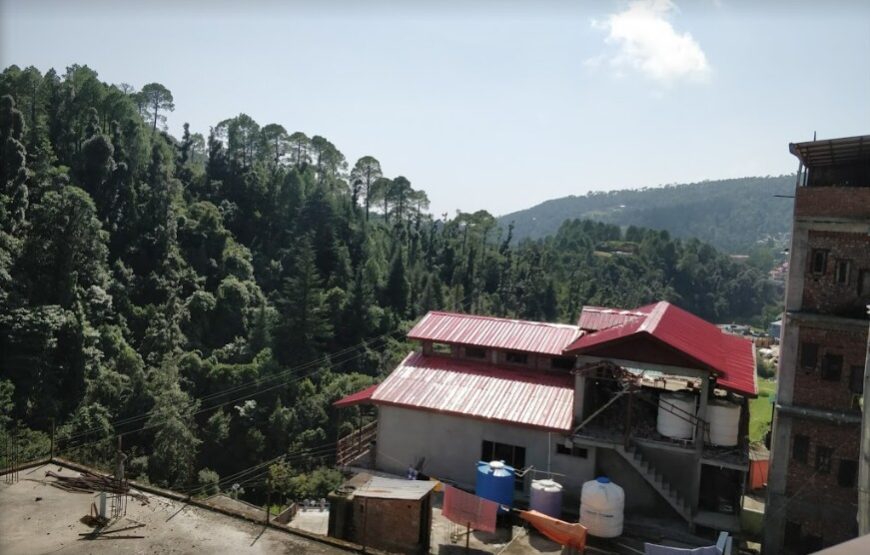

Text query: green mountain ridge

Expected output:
[499,176,796,253]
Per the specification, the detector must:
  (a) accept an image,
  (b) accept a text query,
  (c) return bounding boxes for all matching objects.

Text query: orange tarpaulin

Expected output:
[749,458,769,490]
[519,509,587,551]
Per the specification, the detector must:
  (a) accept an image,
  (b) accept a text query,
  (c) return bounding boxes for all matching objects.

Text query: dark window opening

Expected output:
[551,357,575,370]
[815,446,833,474]
[792,434,809,464]
[506,352,528,365]
[784,521,802,550]
[481,440,526,491]
[849,366,864,394]
[432,342,452,354]
[838,459,858,488]
[800,343,819,370]
[465,347,487,359]
[556,443,588,458]
[821,354,843,382]
[859,269,870,296]
[835,260,850,284]
[804,534,823,553]
[811,249,828,275]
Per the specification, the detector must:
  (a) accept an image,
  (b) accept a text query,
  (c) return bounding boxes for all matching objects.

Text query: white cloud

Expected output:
[590,0,710,84]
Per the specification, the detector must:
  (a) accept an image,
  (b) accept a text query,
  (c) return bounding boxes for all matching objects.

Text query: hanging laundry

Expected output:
[644,542,722,555]
[441,485,498,534]
[519,510,587,551]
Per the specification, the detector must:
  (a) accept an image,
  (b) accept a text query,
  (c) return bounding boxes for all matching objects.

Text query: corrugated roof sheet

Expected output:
[577,305,651,331]
[790,134,870,167]
[371,351,574,431]
[564,302,757,397]
[565,301,758,395]
[408,311,581,356]
[354,476,437,500]
[333,384,378,408]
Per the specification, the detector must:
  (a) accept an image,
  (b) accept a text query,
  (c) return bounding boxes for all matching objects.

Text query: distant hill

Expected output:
[498,176,795,253]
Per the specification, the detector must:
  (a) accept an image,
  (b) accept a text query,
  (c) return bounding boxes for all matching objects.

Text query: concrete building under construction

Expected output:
[764,134,870,553]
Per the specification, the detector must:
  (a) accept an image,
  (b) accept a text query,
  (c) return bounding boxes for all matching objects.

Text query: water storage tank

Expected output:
[476,460,514,511]
[707,400,741,446]
[530,479,563,518]
[657,392,696,440]
[580,477,624,538]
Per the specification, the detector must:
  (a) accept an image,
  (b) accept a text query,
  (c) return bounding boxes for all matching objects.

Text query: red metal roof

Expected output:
[408,311,581,356]
[370,351,574,431]
[577,305,651,331]
[565,302,757,397]
[333,384,378,408]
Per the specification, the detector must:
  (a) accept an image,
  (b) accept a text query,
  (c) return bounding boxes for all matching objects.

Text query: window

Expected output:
[482,441,526,469]
[815,446,833,474]
[465,347,487,359]
[556,443,588,458]
[792,434,809,463]
[838,459,858,488]
[551,357,575,370]
[810,249,828,274]
[821,354,843,382]
[859,270,870,296]
[835,260,850,284]
[849,365,864,394]
[784,521,802,550]
[505,352,528,365]
[481,440,526,491]
[800,343,819,370]
[432,342,452,354]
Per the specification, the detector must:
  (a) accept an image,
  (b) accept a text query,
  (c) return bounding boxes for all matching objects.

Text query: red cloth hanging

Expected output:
[441,486,499,534]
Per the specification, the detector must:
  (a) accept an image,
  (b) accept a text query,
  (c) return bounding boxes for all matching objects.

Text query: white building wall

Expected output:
[375,405,596,506]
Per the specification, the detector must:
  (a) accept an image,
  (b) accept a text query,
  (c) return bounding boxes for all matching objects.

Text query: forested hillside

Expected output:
[499,176,795,253]
[0,65,776,502]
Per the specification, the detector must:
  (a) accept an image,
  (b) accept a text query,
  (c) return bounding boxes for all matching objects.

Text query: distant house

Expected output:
[768,319,782,343]
[336,302,757,533]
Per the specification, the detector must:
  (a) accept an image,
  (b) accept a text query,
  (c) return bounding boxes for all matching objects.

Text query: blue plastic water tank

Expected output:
[475,460,514,511]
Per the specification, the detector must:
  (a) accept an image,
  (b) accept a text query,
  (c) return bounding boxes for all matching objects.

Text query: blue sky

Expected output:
[1,0,868,216]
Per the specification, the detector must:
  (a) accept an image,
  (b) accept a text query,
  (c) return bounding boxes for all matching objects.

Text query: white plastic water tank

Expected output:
[706,400,741,446]
[530,479,563,518]
[657,392,696,440]
[580,477,624,538]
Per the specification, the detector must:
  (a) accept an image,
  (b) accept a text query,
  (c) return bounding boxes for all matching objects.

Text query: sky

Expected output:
[1,0,868,217]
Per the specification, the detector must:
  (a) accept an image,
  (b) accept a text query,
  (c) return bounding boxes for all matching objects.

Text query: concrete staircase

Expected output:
[614,444,693,523]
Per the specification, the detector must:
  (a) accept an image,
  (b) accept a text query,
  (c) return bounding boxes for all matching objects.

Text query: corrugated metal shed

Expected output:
[371,351,574,431]
[408,311,581,356]
[577,305,651,331]
[565,301,757,397]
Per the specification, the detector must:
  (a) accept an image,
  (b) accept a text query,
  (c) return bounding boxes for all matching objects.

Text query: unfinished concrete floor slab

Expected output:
[0,464,351,555]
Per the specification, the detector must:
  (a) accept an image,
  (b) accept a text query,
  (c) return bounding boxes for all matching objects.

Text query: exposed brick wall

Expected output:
[792,325,866,412]
[800,230,870,317]
[794,186,870,220]
[351,497,424,554]
[783,422,859,550]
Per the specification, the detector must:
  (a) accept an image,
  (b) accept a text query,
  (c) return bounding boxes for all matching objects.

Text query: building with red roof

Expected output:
[335,301,758,531]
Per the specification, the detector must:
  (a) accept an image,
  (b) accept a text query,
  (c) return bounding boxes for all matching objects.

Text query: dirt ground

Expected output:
[430,506,564,555]
[0,464,350,555]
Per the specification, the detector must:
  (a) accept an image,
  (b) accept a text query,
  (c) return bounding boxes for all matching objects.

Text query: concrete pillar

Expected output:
[573,374,586,422]
[690,376,710,512]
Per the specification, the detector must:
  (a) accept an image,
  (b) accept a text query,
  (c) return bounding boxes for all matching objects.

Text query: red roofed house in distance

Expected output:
[335,302,758,533]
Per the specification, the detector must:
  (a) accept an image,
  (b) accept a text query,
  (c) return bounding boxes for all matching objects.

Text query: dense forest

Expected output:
[0,65,777,503]
[499,175,795,253]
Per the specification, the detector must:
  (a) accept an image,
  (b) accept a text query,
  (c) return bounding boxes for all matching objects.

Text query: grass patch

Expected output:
[749,378,776,442]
